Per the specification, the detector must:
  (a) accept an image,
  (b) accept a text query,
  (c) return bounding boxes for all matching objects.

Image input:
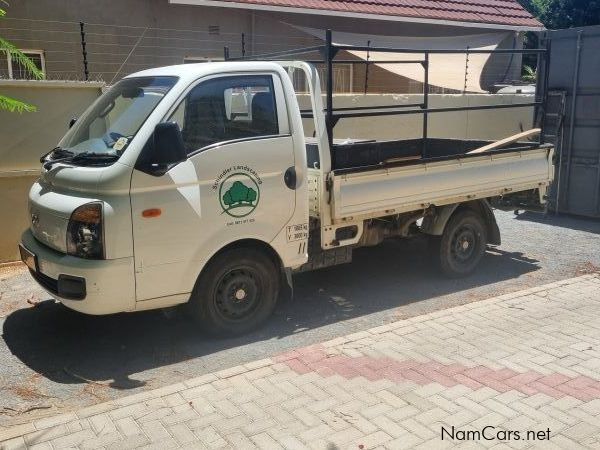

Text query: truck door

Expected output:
[130,73,296,301]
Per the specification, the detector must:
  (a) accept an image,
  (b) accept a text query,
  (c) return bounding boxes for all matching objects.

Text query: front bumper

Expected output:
[20,229,136,315]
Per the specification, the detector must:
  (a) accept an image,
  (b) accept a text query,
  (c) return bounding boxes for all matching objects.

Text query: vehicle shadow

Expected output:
[2,238,540,391]
[514,211,600,234]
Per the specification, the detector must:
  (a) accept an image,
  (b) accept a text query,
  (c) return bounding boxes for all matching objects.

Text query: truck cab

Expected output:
[21,62,310,334]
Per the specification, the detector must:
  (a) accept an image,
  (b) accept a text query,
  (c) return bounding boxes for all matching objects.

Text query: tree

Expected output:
[519,0,600,29]
[0,5,44,112]
[518,0,600,81]
[222,181,257,209]
[518,0,545,17]
[542,0,600,29]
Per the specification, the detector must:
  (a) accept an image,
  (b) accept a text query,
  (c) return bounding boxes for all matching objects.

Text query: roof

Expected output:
[171,0,543,29]
[126,61,287,82]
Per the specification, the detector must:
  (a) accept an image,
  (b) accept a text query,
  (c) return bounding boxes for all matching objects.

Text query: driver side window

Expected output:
[168,75,279,155]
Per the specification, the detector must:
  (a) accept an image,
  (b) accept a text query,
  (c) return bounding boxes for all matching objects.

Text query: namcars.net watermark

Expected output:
[441,426,551,442]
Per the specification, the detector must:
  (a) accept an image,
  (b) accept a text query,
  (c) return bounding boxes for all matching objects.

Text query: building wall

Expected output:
[0,80,104,171]
[0,0,521,92]
[0,0,252,80]
[0,81,103,262]
[297,93,534,141]
[0,175,38,264]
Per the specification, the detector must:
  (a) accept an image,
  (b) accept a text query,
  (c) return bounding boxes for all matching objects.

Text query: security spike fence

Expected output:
[0,18,320,85]
[0,69,106,83]
[0,17,538,94]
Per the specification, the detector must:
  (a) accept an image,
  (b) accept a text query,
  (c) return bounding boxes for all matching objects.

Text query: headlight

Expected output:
[66,203,104,259]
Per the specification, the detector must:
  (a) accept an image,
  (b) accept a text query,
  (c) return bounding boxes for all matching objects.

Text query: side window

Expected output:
[169,75,279,154]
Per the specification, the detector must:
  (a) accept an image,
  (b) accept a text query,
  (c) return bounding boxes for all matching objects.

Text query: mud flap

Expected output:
[478,201,501,246]
[284,267,294,300]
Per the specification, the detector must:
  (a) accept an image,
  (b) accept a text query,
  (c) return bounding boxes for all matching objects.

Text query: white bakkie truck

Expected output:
[19,38,554,335]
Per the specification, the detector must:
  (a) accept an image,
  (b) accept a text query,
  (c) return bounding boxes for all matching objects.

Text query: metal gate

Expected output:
[548,26,600,218]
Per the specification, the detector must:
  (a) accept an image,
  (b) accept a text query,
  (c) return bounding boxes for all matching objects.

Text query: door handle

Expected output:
[284,166,297,190]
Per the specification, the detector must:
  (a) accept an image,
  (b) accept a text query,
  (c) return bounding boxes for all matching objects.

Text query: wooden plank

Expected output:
[384,155,422,164]
[467,128,541,155]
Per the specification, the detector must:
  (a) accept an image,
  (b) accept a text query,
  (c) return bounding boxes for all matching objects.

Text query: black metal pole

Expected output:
[564,31,582,212]
[223,46,230,61]
[325,29,334,150]
[533,49,542,130]
[422,52,430,157]
[241,33,246,57]
[79,22,89,81]
[463,46,470,93]
[540,36,552,145]
[364,40,370,95]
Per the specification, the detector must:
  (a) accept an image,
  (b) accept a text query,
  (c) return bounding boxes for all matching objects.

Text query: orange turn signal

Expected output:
[71,203,102,224]
[142,208,162,218]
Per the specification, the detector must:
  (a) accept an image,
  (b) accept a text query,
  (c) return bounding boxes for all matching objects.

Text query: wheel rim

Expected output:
[450,224,479,265]
[214,268,261,322]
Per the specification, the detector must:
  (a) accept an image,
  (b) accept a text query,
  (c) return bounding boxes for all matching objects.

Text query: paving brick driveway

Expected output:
[1,274,599,449]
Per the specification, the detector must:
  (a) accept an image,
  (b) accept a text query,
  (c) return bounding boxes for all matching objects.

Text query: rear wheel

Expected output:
[433,210,487,277]
[188,248,279,336]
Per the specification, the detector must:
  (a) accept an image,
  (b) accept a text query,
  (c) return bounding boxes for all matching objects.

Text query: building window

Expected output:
[7,49,45,80]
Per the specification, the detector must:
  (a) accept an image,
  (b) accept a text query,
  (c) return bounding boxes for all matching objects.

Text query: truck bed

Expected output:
[306,137,543,171]
[307,139,554,222]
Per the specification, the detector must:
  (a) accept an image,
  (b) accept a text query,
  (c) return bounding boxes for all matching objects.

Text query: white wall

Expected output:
[0,80,104,173]
[0,81,104,262]
[297,93,535,141]
[0,87,534,262]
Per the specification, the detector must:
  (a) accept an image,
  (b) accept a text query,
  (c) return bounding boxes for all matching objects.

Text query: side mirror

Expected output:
[154,121,187,164]
[68,117,77,128]
[136,122,187,176]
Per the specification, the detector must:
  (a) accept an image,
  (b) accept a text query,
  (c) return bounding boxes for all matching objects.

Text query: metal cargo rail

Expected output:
[224,29,550,158]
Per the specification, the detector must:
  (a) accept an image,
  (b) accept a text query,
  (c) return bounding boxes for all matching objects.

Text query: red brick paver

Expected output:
[277,349,600,401]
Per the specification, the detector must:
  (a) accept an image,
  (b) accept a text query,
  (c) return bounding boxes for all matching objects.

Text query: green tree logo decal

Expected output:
[219,173,260,217]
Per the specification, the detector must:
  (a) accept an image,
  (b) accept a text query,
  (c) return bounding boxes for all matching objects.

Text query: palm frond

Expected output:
[0,95,37,113]
[522,65,537,83]
[0,37,44,80]
[1,7,41,113]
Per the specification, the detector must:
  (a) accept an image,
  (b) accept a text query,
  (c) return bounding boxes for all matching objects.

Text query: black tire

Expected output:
[434,210,487,278]
[188,248,280,336]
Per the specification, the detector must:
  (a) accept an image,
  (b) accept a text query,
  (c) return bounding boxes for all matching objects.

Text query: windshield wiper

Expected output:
[40,147,74,163]
[43,151,119,170]
[42,147,76,170]
[72,152,119,161]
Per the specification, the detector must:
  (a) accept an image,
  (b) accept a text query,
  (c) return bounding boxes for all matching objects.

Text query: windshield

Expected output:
[61,76,178,157]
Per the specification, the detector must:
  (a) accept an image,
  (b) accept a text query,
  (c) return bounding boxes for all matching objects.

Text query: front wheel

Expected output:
[433,210,488,278]
[188,248,280,336]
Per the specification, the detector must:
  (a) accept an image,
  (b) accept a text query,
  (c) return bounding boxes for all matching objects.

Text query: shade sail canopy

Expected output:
[293,26,513,92]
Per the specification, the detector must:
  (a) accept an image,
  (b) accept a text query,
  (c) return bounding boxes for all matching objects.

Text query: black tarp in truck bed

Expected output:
[306,137,542,172]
